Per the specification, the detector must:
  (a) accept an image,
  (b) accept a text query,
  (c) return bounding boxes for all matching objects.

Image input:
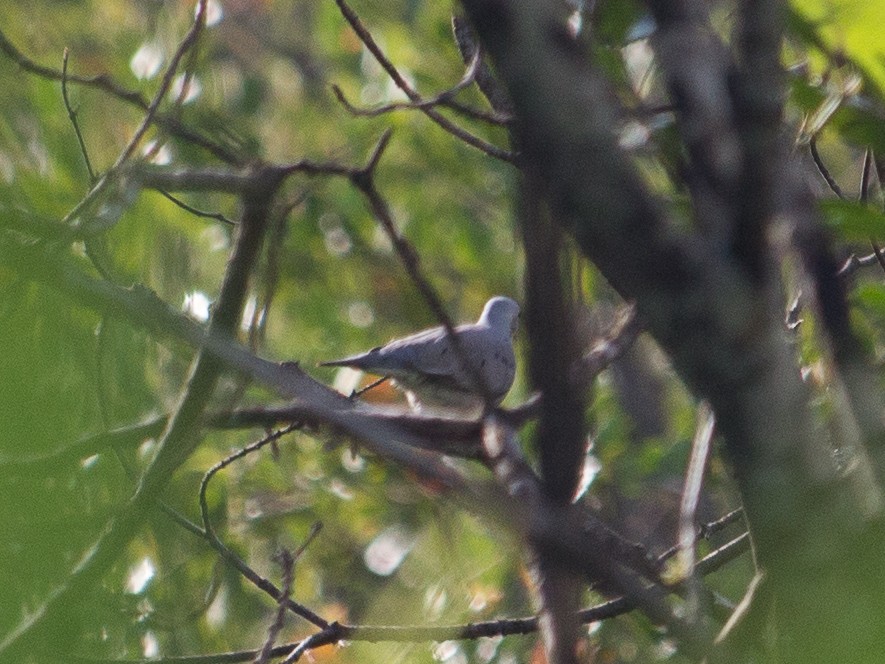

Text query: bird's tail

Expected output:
[318,358,355,368]
[319,348,380,369]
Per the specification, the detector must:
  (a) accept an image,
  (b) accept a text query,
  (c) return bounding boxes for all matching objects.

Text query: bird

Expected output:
[320,296,519,413]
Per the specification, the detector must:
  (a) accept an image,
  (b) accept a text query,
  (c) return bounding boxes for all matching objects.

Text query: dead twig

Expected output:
[157,190,236,225]
[0,27,237,163]
[254,550,296,664]
[348,130,497,405]
[571,305,641,389]
[809,136,845,200]
[253,525,321,664]
[331,51,510,125]
[61,49,96,182]
[675,402,716,623]
[62,0,211,231]
[333,0,515,163]
[199,425,330,629]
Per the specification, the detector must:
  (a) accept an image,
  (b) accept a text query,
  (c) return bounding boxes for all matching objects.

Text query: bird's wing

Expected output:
[321,325,450,375]
[321,323,515,400]
[408,325,516,398]
[382,326,461,379]
[459,326,516,400]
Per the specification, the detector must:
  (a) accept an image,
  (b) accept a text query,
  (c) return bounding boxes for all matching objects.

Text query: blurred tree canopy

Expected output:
[1,0,885,663]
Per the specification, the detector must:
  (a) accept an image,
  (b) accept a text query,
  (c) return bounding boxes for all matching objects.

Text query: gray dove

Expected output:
[321,296,519,412]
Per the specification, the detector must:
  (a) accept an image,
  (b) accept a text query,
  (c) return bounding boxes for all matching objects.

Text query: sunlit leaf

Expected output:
[789,0,885,98]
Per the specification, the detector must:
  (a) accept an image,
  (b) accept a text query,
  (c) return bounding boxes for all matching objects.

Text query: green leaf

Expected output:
[819,199,885,240]
[789,0,885,99]
[855,281,885,320]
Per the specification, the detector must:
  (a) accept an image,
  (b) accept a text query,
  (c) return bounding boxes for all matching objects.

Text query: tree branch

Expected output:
[519,174,585,664]
[59,0,210,238]
[198,425,330,629]
[458,0,869,646]
[332,0,515,163]
[0,162,282,660]
[62,48,97,182]
[330,51,509,125]
[643,0,742,245]
[3,222,723,656]
[67,519,751,663]
[0,26,239,163]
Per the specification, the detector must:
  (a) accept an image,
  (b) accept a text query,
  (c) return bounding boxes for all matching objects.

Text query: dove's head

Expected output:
[479,296,520,336]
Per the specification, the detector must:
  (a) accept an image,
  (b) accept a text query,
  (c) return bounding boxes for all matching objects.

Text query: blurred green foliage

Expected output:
[0,0,883,662]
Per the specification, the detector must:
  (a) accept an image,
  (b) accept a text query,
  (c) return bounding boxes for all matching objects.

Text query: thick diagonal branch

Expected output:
[644,0,742,246]
[459,0,865,611]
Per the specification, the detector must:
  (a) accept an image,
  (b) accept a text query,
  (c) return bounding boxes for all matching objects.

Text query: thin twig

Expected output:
[809,136,845,199]
[572,305,641,388]
[158,190,236,225]
[159,464,331,633]
[199,425,300,540]
[62,49,96,182]
[350,130,496,404]
[352,375,391,398]
[694,532,751,576]
[869,241,885,276]
[652,507,745,579]
[0,27,237,163]
[860,149,874,203]
[331,84,509,126]
[333,0,515,163]
[698,507,745,539]
[676,402,716,621]
[117,1,207,169]
[61,0,210,228]
[62,48,112,277]
[331,52,510,125]
[451,15,513,116]
[0,28,144,105]
[859,150,885,276]
[199,424,331,629]
[254,550,295,664]
[162,482,330,632]
[837,251,885,277]
[248,195,306,352]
